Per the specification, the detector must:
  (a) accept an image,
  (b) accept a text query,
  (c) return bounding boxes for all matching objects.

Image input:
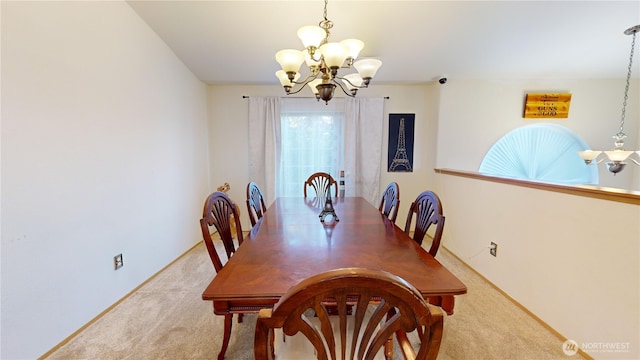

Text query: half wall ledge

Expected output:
[434,168,640,206]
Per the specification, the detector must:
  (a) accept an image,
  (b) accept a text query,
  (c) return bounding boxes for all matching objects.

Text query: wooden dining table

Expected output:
[202,196,467,359]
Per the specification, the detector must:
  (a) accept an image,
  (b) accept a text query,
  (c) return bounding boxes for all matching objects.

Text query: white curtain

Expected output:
[248,97,280,206]
[249,96,384,205]
[344,97,385,205]
[279,98,345,197]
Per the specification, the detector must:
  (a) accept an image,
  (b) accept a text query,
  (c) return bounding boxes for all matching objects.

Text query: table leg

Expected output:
[440,295,455,315]
[426,295,455,315]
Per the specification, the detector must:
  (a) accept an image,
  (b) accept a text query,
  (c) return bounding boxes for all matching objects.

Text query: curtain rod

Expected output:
[242,96,390,99]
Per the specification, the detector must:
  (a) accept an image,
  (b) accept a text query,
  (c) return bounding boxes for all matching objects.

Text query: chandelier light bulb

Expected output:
[604,150,634,162]
[577,150,602,164]
[275,49,305,75]
[297,25,326,50]
[340,39,364,60]
[275,70,300,87]
[354,58,383,80]
[319,42,349,69]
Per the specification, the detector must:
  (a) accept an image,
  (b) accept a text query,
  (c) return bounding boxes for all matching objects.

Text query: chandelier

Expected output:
[578,24,640,174]
[274,0,382,104]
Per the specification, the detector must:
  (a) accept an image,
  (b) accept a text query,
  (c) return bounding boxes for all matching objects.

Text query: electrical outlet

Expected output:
[490,242,497,257]
[114,254,124,270]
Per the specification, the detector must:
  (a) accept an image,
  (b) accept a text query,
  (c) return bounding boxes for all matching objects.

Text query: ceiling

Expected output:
[126,1,640,86]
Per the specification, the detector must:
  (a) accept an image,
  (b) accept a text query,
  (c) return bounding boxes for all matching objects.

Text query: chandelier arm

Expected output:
[287,83,314,96]
[335,63,354,70]
[291,72,320,86]
[309,53,323,63]
[629,158,640,166]
[284,73,322,96]
[333,79,356,97]
[285,85,309,96]
[335,75,366,89]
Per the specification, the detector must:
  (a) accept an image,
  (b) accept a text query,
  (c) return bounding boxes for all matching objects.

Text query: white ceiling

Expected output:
[126,1,640,85]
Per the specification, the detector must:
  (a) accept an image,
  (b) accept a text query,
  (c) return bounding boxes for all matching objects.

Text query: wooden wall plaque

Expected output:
[523,93,571,118]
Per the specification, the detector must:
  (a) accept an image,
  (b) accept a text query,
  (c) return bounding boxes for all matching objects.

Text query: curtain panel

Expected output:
[344,97,385,205]
[248,97,280,206]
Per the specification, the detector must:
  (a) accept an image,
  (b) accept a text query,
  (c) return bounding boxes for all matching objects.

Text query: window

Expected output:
[479,123,598,185]
[278,98,345,197]
[249,96,384,205]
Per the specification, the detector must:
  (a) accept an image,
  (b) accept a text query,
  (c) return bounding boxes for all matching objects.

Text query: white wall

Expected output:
[206,84,439,230]
[434,79,639,359]
[435,173,639,359]
[436,79,640,190]
[1,2,209,358]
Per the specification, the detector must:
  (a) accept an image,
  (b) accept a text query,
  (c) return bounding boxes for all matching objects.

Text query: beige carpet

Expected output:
[45,240,580,360]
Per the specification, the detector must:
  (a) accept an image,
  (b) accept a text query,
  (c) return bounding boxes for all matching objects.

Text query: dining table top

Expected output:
[202,196,467,310]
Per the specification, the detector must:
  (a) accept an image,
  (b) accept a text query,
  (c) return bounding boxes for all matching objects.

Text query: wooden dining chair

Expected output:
[404,190,451,335]
[199,191,245,360]
[304,172,339,198]
[404,190,445,257]
[378,182,400,223]
[246,181,267,227]
[254,267,443,360]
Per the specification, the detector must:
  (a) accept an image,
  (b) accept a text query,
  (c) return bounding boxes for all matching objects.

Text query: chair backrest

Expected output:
[246,181,267,227]
[200,191,244,273]
[404,191,445,257]
[378,182,400,223]
[304,172,338,198]
[255,267,443,360]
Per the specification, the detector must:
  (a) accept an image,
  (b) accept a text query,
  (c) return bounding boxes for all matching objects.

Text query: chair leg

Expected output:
[384,308,397,360]
[218,314,233,360]
[384,336,394,360]
[414,295,453,339]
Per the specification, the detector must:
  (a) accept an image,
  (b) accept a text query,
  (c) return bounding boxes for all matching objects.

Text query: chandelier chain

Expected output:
[323,0,328,21]
[618,30,636,136]
[318,0,333,43]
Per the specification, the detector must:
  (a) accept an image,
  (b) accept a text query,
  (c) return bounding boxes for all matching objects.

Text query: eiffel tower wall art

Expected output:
[387,113,415,172]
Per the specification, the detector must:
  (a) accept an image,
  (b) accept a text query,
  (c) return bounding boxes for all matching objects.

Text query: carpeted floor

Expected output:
[45,239,581,360]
